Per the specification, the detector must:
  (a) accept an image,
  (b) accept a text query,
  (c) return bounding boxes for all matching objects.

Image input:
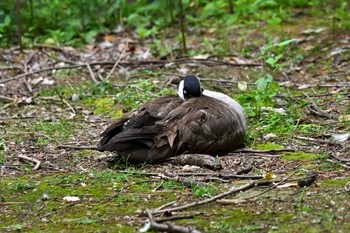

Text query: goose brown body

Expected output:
[97,95,183,163]
[97,76,247,164]
[148,95,246,163]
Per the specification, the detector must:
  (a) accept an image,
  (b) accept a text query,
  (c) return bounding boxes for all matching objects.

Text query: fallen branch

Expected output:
[17,154,41,170]
[295,136,340,145]
[57,145,97,150]
[326,159,350,169]
[242,170,299,200]
[86,63,99,84]
[231,148,295,154]
[329,153,350,163]
[229,153,282,158]
[156,212,204,223]
[150,181,256,215]
[145,209,202,233]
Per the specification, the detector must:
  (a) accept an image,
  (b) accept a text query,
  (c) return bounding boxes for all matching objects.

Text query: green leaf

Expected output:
[256,75,273,92]
[265,54,283,67]
[278,39,296,47]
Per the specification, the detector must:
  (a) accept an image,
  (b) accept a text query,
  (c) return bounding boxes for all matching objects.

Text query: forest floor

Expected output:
[1,10,350,233]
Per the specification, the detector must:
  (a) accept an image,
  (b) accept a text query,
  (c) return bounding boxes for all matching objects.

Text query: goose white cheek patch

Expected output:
[177,80,185,100]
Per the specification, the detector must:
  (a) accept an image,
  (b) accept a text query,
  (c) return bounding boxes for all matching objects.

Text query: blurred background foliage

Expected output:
[0,0,349,47]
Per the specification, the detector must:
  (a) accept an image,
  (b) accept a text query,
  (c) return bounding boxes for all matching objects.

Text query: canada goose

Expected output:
[97,75,246,164]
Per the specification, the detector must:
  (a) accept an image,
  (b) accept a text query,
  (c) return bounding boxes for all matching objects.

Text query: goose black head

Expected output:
[178,75,203,100]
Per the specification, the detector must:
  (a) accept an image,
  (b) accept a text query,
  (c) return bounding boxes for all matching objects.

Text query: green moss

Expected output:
[281,152,319,161]
[322,179,349,187]
[254,143,284,150]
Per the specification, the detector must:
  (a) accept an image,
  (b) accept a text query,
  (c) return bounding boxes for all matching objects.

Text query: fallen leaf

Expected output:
[332,133,349,142]
[264,172,276,179]
[238,81,247,91]
[41,78,55,85]
[193,54,210,59]
[63,196,80,202]
[263,133,278,140]
[277,182,298,188]
[31,77,44,85]
[302,28,325,34]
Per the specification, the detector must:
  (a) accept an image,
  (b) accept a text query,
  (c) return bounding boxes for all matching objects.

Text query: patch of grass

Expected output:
[281,152,319,161]
[32,120,79,145]
[114,194,139,205]
[83,97,117,115]
[162,180,186,191]
[8,180,36,192]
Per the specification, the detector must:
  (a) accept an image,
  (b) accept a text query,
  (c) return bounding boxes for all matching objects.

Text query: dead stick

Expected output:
[329,153,350,162]
[150,181,255,215]
[57,145,97,150]
[295,136,340,145]
[156,212,203,223]
[105,41,128,81]
[146,209,202,233]
[231,148,295,154]
[86,63,99,84]
[243,170,298,200]
[17,154,41,170]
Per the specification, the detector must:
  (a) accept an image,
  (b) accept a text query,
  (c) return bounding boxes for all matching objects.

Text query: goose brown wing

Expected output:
[97,95,183,153]
[148,96,246,162]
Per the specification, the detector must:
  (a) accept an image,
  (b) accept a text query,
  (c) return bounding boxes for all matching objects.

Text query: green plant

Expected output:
[191,185,217,197]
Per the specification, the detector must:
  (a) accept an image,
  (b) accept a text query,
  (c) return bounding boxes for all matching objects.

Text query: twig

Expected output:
[145,209,202,233]
[0,95,16,102]
[39,203,77,219]
[242,170,299,200]
[229,153,282,158]
[219,174,263,179]
[304,91,339,120]
[217,198,256,205]
[231,148,295,154]
[295,136,340,145]
[17,154,41,170]
[54,89,76,118]
[328,153,350,162]
[155,201,177,211]
[105,41,128,81]
[156,212,204,223]
[150,181,256,215]
[85,63,99,84]
[152,181,165,192]
[57,145,97,150]
[326,159,350,169]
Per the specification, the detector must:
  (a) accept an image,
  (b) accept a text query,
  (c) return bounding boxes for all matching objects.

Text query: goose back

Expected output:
[148,95,246,163]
